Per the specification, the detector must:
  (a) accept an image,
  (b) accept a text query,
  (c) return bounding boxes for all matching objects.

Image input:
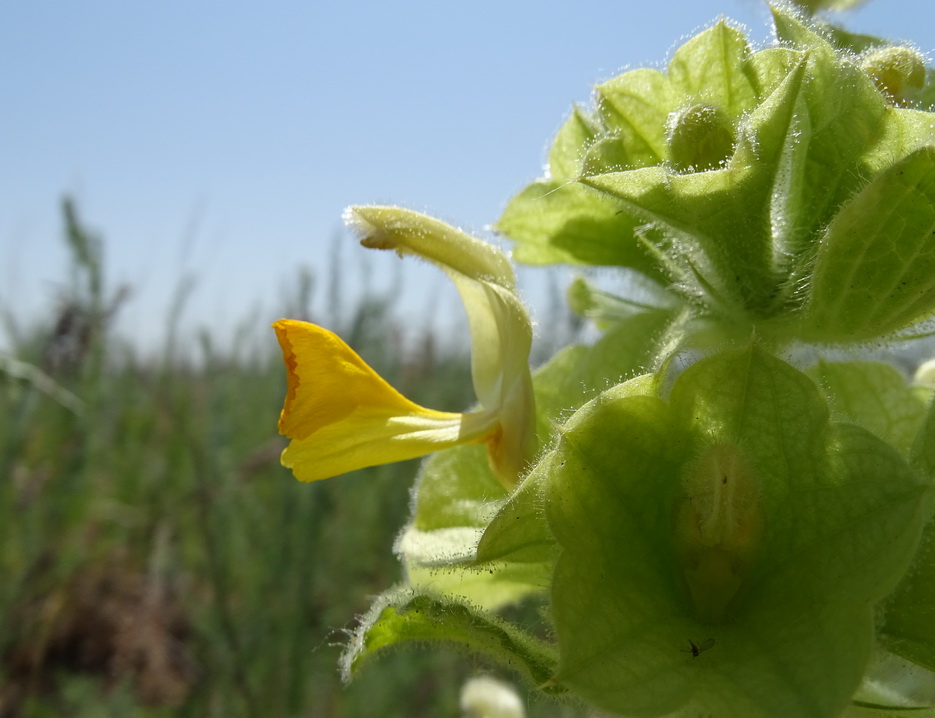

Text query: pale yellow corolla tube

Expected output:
[273,206,536,489]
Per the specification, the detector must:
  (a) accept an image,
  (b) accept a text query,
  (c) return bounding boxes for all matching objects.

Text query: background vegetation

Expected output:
[0,200,583,717]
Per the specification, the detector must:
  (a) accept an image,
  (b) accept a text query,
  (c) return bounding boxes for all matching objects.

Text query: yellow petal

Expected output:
[273,319,498,482]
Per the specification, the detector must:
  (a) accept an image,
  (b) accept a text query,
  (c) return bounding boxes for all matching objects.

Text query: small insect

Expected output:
[682,638,715,658]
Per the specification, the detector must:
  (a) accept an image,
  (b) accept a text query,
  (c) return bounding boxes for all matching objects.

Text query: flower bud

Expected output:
[665,104,735,173]
[861,46,926,104]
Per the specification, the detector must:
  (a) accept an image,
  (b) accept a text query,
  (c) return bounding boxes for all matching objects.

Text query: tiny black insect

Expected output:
[682,638,715,658]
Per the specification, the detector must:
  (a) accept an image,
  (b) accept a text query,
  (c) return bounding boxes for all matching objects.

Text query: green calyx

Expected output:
[545,347,930,717]
[346,344,934,717]
[497,6,935,347]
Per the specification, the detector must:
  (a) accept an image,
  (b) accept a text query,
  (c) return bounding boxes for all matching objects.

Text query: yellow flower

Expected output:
[274,206,536,489]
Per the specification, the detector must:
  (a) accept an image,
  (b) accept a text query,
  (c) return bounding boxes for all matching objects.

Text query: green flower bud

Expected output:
[665,103,735,173]
[861,46,927,103]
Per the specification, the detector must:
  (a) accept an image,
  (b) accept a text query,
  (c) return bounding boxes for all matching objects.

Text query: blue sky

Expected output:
[3,0,934,353]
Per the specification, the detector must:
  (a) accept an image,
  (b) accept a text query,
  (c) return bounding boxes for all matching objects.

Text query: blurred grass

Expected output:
[0,199,584,718]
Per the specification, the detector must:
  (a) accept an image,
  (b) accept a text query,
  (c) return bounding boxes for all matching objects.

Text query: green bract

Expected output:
[499,5,935,347]
[332,5,935,717]
[545,347,928,716]
[791,0,866,14]
[394,309,675,611]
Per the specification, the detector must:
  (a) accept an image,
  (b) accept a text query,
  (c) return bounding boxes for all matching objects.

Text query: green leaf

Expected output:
[475,467,553,567]
[400,462,554,612]
[596,68,675,167]
[912,396,935,480]
[581,135,638,175]
[548,106,598,179]
[915,69,935,111]
[789,0,868,14]
[881,397,935,674]
[501,5,935,353]
[765,8,935,341]
[566,275,677,328]
[466,466,555,608]
[398,522,547,610]
[498,23,794,277]
[442,312,673,607]
[880,515,935,675]
[495,179,664,274]
[817,23,890,55]
[746,47,806,97]
[808,361,933,456]
[401,445,517,610]
[467,364,665,608]
[667,21,757,117]
[544,347,928,717]
[869,108,935,173]
[402,310,672,609]
[498,84,668,271]
[412,444,503,532]
[803,148,935,341]
[342,588,561,690]
[771,6,890,229]
[582,58,807,316]
[532,309,670,430]
[411,309,674,533]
